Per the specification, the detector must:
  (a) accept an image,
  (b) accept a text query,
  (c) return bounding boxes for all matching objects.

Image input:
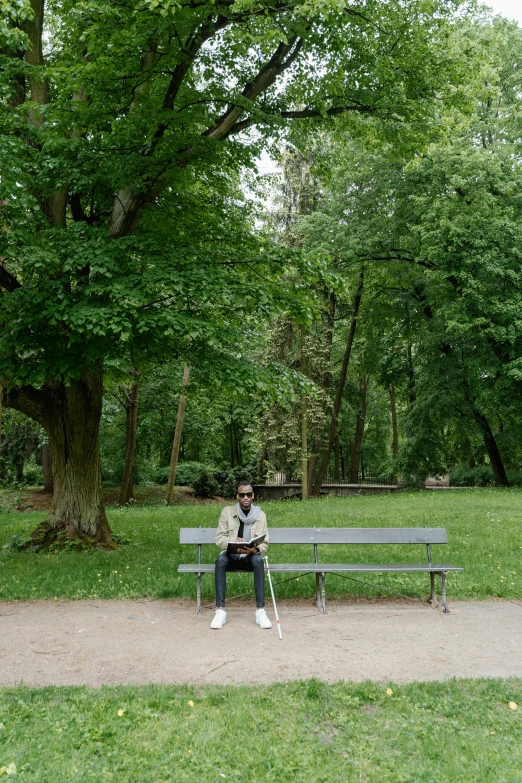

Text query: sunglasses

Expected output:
[238,492,253,498]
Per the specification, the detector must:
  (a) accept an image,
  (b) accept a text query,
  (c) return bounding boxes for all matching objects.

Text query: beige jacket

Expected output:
[215,505,269,555]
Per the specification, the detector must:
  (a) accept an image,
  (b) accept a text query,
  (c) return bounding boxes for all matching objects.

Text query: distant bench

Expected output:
[178,527,463,614]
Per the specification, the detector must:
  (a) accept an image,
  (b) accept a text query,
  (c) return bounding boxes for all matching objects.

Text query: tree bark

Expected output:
[389,386,398,458]
[350,375,368,483]
[42,443,53,493]
[118,379,140,506]
[4,370,112,547]
[312,271,364,495]
[472,409,509,486]
[165,364,190,505]
[334,434,340,481]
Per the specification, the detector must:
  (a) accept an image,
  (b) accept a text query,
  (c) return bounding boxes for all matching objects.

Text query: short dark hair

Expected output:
[236,480,253,493]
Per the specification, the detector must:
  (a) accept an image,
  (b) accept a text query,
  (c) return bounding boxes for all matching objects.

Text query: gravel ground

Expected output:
[1,599,521,687]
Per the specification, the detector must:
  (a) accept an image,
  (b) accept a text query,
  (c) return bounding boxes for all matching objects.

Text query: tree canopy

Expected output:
[1,0,501,539]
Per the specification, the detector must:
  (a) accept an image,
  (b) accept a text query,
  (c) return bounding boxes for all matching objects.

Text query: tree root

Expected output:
[23,521,117,551]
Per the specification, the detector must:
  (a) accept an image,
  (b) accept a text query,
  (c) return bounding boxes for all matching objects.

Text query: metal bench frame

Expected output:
[178,527,463,614]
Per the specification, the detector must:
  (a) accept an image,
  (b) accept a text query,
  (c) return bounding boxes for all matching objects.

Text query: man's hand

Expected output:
[234,538,258,555]
[236,545,258,555]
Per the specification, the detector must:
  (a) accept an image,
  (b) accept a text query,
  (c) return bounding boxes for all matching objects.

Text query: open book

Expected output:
[227,534,266,554]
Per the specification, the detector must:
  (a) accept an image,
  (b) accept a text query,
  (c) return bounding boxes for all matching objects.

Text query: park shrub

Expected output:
[507,469,522,485]
[450,465,495,486]
[158,461,221,496]
[153,466,171,485]
[192,465,220,497]
[449,464,522,486]
[23,465,44,487]
[218,465,260,499]
[153,462,260,496]
[174,462,210,488]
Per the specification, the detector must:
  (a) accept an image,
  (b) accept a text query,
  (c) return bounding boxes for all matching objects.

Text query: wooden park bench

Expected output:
[178,527,463,615]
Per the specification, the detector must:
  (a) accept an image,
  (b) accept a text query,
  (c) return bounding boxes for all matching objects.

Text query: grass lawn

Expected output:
[0,488,520,602]
[0,678,521,782]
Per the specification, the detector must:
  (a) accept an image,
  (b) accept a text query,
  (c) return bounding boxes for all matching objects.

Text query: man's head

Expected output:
[236,481,254,511]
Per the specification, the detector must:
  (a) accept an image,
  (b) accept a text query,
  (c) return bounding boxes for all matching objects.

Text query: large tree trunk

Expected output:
[350,375,368,482]
[42,443,53,493]
[312,271,364,495]
[118,380,140,506]
[4,370,112,548]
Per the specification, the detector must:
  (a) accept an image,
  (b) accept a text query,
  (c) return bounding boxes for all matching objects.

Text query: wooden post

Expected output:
[165,364,190,505]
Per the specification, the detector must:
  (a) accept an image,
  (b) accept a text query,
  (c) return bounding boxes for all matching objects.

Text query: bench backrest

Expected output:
[179,527,448,546]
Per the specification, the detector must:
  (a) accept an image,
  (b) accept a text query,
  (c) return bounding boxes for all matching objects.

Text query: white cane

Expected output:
[264,555,282,640]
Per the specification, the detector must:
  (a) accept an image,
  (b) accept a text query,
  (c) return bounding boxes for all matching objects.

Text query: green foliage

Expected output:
[450,464,496,487]
[450,465,522,487]
[1,0,467,393]
[0,410,44,486]
[172,462,213,489]
[23,465,44,487]
[191,466,220,498]
[217,464,260,499]
[282,17,522,485]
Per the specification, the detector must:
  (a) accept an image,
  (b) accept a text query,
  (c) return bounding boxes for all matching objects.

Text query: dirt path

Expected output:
[1,599,521,687]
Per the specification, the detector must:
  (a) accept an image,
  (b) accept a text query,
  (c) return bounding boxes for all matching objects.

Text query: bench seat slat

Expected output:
[179,527,449,545]
[269,529,448,545]
[178,563,462,573]
[267,563,462,573]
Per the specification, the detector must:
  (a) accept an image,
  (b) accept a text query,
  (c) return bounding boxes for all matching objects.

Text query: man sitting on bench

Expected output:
[211,481,272,630]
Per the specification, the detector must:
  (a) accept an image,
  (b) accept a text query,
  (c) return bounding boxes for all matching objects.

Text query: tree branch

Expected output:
[216,99,377,138]
[203,36,303,141]
[281,103,375,119]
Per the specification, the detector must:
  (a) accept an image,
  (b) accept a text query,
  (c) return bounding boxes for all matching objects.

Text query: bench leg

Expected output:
[196,573,201,614]
[440,571,449,613]
[428,572,439,608]
[315,573,322,612]
[320,572,326,614]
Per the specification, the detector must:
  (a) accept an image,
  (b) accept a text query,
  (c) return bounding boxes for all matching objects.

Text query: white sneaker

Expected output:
[210,608,226,629]
[255,608,272,629]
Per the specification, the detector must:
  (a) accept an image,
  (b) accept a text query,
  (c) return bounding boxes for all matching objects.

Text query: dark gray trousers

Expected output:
[214,552,265,608]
